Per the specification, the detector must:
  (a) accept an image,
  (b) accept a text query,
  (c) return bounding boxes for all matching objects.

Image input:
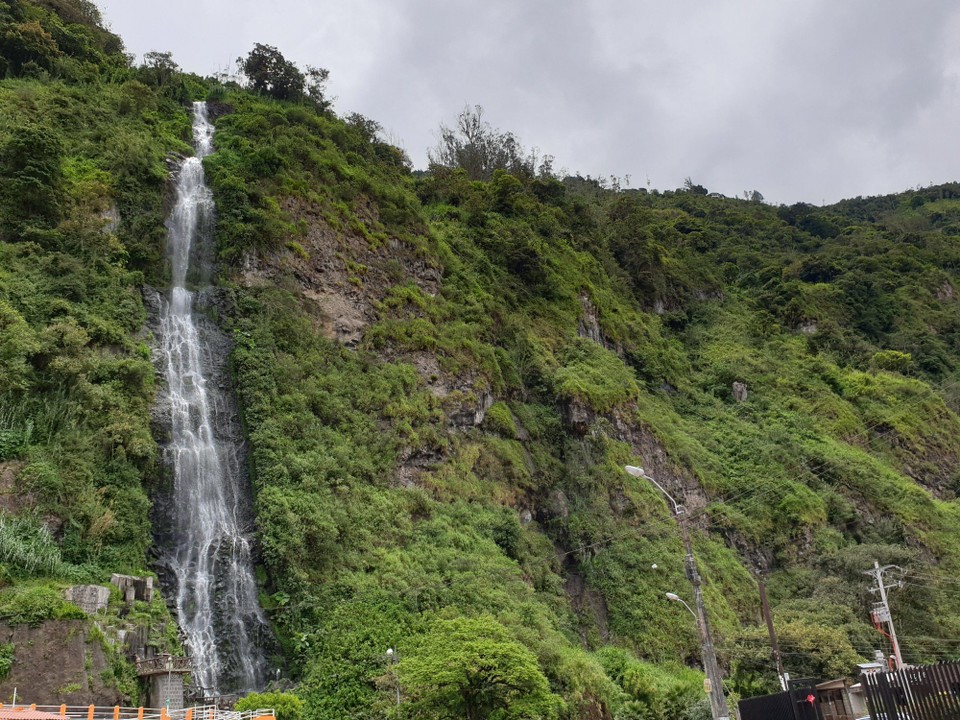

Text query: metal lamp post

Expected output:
[625,465,730,720]
[386,648,401,706]
[666,591,697,620]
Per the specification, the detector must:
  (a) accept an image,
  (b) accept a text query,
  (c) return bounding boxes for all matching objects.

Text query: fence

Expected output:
[739,690,797,720]
[860,662,960,719]
[0,706,274,720]
[738,679,825,720]
[136,656,193,676]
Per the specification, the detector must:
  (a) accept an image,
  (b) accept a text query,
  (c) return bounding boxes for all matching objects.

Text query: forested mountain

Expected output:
[4,1,960,718]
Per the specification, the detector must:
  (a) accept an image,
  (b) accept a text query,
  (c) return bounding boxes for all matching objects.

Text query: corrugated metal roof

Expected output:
[0,709,66,719]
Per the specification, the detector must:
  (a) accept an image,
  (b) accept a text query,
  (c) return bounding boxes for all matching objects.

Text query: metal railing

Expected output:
[0,706,274,720]
[135,656,193,676]
[168,707,274,720]
[2,706,147,720]
[860,662,960,719]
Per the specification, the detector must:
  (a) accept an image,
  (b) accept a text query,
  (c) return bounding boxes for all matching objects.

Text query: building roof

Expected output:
[816,678,848,690]
[0,710,66,720]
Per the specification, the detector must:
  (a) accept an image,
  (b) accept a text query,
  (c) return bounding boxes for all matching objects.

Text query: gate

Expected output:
[739,690,795,720]
[860,662,960,719]
[739,679,825,720]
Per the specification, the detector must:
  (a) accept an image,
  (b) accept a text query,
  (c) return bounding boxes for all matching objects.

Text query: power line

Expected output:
[901,570,960,586]
[564,373,960,605]
[608,371,960,544]
[724,638,960,661]
[677,371,960,525]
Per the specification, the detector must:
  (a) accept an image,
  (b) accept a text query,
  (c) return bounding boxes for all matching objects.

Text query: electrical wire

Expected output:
[900,571,960,587]
[559,373,960,590]
[672,371,960,525]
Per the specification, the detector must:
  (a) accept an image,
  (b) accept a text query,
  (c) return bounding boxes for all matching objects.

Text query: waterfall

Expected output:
[156,101,268,695]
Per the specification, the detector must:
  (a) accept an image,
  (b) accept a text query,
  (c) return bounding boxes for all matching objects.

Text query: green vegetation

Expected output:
[0,512,64,577]
[0,642,13,681]
[235,691,304,720]
[209,83,960,717]
[396,616,564,720]
[0,0,185,704]
[6,2,960,717]
[597,647,711,720]
[0,583,86,626]
[236,44,329,108]
[0,0,192,581]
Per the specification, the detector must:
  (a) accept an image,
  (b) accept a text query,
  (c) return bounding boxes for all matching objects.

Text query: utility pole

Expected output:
[863,560,905,670]
[679,515,731,720]
[625,466,730,720]
[758,578,787,691]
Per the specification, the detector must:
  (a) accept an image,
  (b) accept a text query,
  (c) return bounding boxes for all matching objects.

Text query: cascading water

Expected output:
[156,101,269,694]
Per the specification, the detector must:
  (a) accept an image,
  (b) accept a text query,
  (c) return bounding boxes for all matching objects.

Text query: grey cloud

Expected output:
[100,0,960,203]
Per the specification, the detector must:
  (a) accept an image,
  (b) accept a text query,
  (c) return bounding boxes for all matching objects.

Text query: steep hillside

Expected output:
[5,2,960,718]
[208,90,960,717]
[0,0,193,703]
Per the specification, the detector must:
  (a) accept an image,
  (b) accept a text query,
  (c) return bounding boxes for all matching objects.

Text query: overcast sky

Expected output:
[99,0,960,205]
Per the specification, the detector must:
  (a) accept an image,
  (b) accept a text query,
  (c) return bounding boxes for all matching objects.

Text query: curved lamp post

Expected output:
[666,591,697,620]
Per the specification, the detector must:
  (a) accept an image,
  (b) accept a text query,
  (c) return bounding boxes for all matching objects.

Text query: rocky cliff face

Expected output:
[0,621,128,705]
[240,197,441,348]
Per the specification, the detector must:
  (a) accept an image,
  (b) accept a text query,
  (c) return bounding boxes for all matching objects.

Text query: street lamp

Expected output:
[625,466,680,514]
[666,592,697,621]
[625,465,730,720]
[386,648,401,706]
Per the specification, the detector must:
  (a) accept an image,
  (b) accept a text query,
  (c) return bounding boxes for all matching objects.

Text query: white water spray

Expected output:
[157,101,267,694]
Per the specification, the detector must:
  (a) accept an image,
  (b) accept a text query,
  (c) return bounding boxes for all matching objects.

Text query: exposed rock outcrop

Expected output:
[240,197,441,348]
[732,381,749,402]
[562,397,596,436]
[111,574,154,604]
[0,620,128,705]
[577,293,605,345]
[0,461,28,515]
[610,411,710,521]
[63,585,110,615]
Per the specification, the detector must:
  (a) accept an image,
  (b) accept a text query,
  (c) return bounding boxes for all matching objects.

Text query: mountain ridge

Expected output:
[3,2,960,718]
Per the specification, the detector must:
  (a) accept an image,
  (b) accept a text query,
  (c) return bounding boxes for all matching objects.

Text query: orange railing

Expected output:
[0,706,274,720]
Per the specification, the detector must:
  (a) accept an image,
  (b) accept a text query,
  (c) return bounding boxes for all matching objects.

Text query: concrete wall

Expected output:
[149,673,184,710]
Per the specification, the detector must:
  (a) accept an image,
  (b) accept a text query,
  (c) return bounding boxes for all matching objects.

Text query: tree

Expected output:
[303,65,330,109]
[28,0,104,26]
[0,300,39,395]
[0,123,63,232]
[238,43,304,101]
[345,112,383,144]
[234,692,303,720]
[237,44,329,107]
[0,20,61,75]
[683,177,708,195]
[428,105,542,181]
[396,616,563,720]
[140,50,179,86]
[729,621,862,694]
